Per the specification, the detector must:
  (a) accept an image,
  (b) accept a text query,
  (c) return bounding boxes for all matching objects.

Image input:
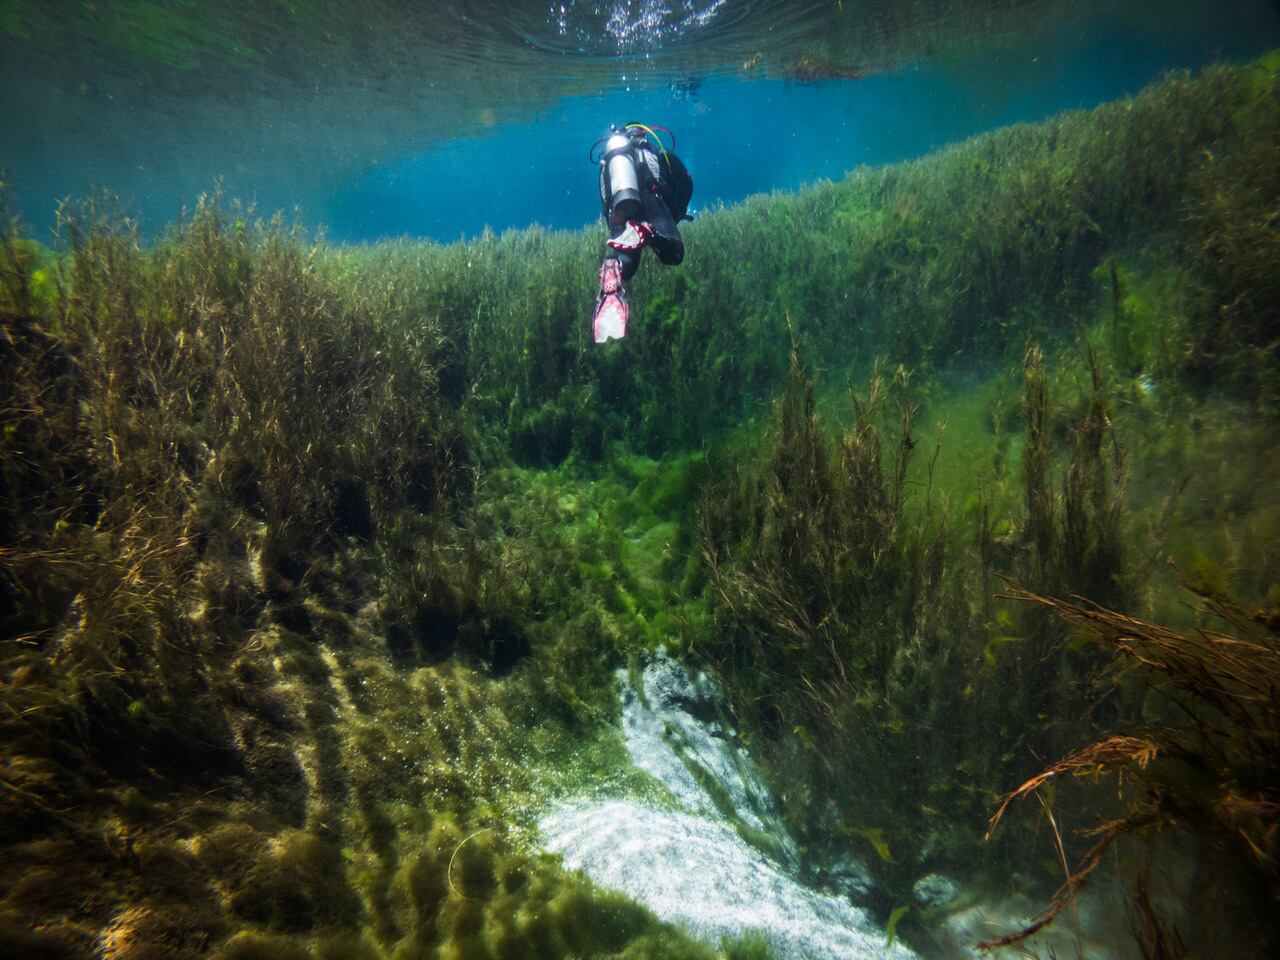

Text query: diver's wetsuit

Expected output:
[599,136,692,281]
[592,126,693,342]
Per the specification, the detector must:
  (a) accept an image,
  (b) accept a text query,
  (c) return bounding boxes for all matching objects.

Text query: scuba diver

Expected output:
[592,123,694,343]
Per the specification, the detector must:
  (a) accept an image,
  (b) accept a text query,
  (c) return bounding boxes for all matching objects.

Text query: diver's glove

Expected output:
[607,220,654,251]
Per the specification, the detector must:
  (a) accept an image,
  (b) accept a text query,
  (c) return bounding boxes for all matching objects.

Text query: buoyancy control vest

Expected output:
[599,125,693,225]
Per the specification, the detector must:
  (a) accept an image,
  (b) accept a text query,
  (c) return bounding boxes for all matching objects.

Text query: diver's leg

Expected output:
[640,193,683,266]
[606,223,651,277]
[593,203,645,343]
[612,245,642,282]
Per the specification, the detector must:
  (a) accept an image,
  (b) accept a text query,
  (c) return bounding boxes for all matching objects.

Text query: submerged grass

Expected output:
[1,52,1278,959]
[0,189,718,959]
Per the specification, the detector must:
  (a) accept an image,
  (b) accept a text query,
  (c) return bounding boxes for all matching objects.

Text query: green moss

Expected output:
[397,830,455,938]
[437,895,487,946]
[448,829,498,901]
[197,822,265,878]
[315,933,381,960]
[382,827,721,959]
[216,933,313,960]
[618,931,719,959]
[226,831,362,933]
[723,929,777,960]
[3,54,1280,959]
[553,885,652,954]
[118,786,154,823]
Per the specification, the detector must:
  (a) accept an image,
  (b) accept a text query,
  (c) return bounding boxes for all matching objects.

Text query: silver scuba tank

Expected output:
[603,133,641,226]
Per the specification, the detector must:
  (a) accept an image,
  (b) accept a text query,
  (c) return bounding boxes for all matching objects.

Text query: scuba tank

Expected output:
[602,132,641,226]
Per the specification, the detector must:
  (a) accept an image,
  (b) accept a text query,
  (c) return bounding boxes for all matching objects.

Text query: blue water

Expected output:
[328,19,1269,244]
[2,1,1278,242]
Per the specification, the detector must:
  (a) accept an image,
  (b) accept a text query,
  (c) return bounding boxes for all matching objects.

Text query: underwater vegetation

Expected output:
[315,54,1280,469]
[979,578,1280,953]
[2,52,1279,958]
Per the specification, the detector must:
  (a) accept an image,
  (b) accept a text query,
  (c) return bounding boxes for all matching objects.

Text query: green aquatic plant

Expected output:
[1016,341,1129,607]
[885,904,910,949]
[216,933,314,960]
[0,187,623,957]
[315,933,381,960]
[722,929,776,960]
[1181,53,1280,409]
[692,319,1210,924]
[305,54,1280,461]
[700,347,917,718]
[226,830,364,932]
[3,52,1280,958]
[0,200,59,316]
[695,344,1004,905]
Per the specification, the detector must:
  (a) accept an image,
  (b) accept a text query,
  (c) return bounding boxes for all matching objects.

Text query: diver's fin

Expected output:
[593,259,628,343]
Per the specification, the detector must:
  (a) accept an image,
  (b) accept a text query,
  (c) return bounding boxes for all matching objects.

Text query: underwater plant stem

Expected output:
[1035,789,1081,935]
[446,826,494,901]
[978,810,1168,952]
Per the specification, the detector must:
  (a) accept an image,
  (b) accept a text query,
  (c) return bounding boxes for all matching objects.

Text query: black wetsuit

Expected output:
[600,139,693,282]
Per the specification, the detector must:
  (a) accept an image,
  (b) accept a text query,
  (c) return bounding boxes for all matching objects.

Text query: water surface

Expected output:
[3,0,1277,239]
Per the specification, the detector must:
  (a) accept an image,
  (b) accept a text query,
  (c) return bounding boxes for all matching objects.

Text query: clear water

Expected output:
[3,4,1280,960]
[2,1,1277,241]
[539,653,907,960]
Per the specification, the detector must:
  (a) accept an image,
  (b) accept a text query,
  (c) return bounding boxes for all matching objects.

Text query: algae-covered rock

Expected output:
[0,914,87,960]
[912,873,960,909]
[315,932,381,960]
[226,831,362,933]
[448,830,498,901]
[215,933,313,960]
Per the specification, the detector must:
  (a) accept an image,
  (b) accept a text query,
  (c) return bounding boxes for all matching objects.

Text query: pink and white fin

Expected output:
[593,259,628,343]
[593,293,628,342]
